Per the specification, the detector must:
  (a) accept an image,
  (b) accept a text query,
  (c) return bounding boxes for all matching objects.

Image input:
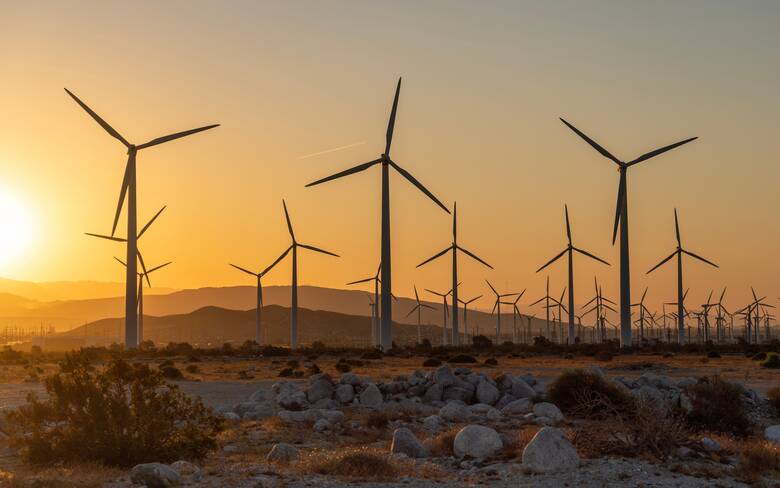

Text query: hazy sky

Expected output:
[0,1,778,314]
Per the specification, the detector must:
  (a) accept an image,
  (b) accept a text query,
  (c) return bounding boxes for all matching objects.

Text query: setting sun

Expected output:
[0,188,35,267]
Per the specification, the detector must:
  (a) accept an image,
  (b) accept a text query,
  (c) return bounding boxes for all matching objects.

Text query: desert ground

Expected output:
[0,350,779,487]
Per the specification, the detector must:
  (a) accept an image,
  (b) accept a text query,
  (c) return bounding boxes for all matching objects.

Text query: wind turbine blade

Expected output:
[305,159,382,187]
[414,285,420,302]
[626,137,698,166]
[137,124,220,150]
[421,304,436,310]
[573,247,610,266]
[564,204,571,244]
[416,246,452,268]
[603,304,618,313]
[641,287,648,303]
[719,287,727,304]
[85,232,126,243]
[612,171,625,245]
[298,243,339,257]
[682,249,718,268]
[114,256,127,267]
[466,295,482,304]
[674,208,681,245]
[230,263,257,276]
[406,304,420,318]
[536,248,567,273]
[64,89,130,147]
[457,245,493,269]
[282,200,295,241]
[346,277,375,285]
[559,118,621,165]
[146,261,172,275]
[683,288,689,300]
[388,159,450,214]
[385,78,401,155]
[425,289,444,297]
[491,301,497,315]
[485,280,498,296]
[137,205,166,239]
[646,250,678,274]
[111,159,131,236]
[260,245,292,276]
[137,250,150,287]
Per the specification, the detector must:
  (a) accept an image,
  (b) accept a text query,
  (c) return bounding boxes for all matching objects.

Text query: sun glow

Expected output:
[0,188,35,267]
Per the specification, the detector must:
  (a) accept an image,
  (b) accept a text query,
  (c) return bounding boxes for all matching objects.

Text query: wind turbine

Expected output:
[66,89,218,348]
[486,280,521,344]
[457,294,482,342]
[536,205,609,345]
[502,292,526,343]
[530,276,558,339]
[306,78,449,351]
[426,286,457,345]
[346,264,382,346]
[647,209,717,344]
[229,257,279,345]
[560,118,696,347]
[417,202,492,346]
[630,287,650,344]
[262,200,339,349]
[700,290,716,343]
[115,256,171,344]
[407,286,436,344]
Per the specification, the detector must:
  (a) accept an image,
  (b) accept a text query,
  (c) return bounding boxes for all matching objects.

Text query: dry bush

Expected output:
[8,356,222,467]
[572,399,689,460]
[0,462,125,488]
[684,376,752,436]
[721,438,780,482]
[761,353,780,369]
[546,369,635,418]
[425,427,460,457]
[366,411,389,430]
[768,386,780,413]
[301,446,398,480]
[514,425,542,457]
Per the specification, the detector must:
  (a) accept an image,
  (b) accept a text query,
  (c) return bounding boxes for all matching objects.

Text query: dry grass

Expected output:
[719,437,780,482]
[299,446,398,480]
[514,425,542,457]
[768,386,780,413]
[424,427,460,457]
[0,462,124,488]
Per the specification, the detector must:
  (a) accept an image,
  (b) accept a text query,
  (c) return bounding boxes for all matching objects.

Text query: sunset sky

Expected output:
[0,1,778,314]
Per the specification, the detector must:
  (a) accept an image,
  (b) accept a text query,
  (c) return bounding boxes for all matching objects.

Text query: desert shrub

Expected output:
[751,352,767,361]
[448,354,477,364]
[310,341,327,352]
[8,357,221,466]
[278,367,294,377]
[286,359,300,368]
[734,439,780,482]
[472,335,493,349]
[345,359,364,367]
[185,364,200,374]
[706,350,721,358]
[160,365,183,380]
[361,350,383,360]
[306,363,321,376]
[425,428,459,457]
[335,362,351,373]
[484,357,498,366]
[684,376,752,436]
[546,369,635,418]
[305,446,397,480]
[422,357,442,367]
[761,353,780,369]
[768,387,780,413]
[366,411,389,430]
[261,345,290,357]
[595,351,613,362]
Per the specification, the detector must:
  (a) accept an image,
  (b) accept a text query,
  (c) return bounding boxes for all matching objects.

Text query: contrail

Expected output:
[298,141,366,160]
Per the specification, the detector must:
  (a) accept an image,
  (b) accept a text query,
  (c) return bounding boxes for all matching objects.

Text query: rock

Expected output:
[278,409,320,423]
[222,412,241,422]
[340,372,364,386]
[359,383,383,407]
[676,446,694,458]
[511,378,537,399]
[277,389,307,410]
[764,425,780,444]
[453,425,503,459]
[311,398,338,410]
[390,427,429,458]
[238,401,274,420]
[170,460,199,476]
[485,407,503,421]
[532,402,563,423]
[439,402,470,422]
[443,386,473,403]
[335,384,355,403]
[249,389,268,402]
[679,393,693,413]
[251,474,280,488]
[422,414,444,431]
[266,442,300,464]
[307,376,334,403]
[130,463,180,488]
[476,380,500,405]
[319,409,345,424]
[501,398,532,415]
[423,383,444,403]
[434,366,456,387]
[702,437,721,452]
[522,427,579,473]
[313,418,331,432]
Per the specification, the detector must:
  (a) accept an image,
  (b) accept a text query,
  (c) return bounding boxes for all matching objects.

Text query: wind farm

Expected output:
[2,3,780,486]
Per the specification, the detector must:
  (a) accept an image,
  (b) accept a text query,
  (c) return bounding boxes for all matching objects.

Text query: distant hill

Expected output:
[0,277,176,302]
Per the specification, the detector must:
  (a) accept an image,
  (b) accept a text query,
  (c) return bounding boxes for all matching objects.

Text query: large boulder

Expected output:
[307,375,335,403]
[511,377,537,399]
[501,398,532,415]
[359,383,383,407]
[765,425,780,445]
[276,389,307,411]
[130,463,180,488]
[334,384,355,404]
[266,442,300,464]
[433,366,456,387]
[453,425,503,459]
[476,380,500,405]
[443,386,473,403]
[439,402,469,422]
[340,372,364,386]
[390,428,429,458]
[522,427,579,473]
[423,383,444,403]
[532,402,564,423]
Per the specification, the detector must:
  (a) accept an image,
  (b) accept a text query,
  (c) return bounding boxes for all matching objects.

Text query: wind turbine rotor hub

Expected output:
[127,144,137,154]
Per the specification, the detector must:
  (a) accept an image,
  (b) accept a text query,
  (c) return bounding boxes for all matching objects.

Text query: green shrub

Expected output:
[8,357,221,466]
[684,376,752,436]
[761,353,780,369]
[546,369,635,418]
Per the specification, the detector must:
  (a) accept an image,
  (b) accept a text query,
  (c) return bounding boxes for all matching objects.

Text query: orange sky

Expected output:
[0,1,778,316]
